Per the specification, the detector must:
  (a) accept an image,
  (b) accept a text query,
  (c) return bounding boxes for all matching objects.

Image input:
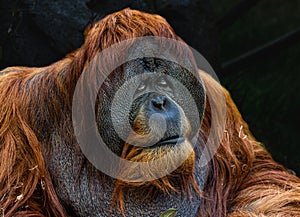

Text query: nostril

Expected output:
[151,96,166,110]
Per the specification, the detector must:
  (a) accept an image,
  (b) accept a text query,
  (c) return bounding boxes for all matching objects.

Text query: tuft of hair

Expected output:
[111,139,200,216]
[197,71,300,217]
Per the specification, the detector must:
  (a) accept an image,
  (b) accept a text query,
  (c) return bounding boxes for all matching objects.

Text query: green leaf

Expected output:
[159,208,178,217]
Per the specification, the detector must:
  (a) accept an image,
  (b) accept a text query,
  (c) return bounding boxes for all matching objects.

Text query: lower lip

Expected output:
[157,137,185,145]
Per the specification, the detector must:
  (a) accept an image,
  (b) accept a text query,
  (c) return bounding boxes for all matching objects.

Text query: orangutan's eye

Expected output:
[137,82,146,91]
[157,77,168,87]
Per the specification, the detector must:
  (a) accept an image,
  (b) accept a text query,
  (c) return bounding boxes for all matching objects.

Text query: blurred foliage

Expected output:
[211,0,300,173]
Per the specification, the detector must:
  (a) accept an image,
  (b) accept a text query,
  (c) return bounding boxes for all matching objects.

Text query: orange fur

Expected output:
[0,8,299,217]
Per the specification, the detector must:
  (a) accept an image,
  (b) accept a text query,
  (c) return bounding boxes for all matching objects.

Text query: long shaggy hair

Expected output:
[0,8,299,217]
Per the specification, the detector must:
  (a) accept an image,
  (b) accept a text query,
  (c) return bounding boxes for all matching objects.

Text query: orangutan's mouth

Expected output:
[151,135,185,148]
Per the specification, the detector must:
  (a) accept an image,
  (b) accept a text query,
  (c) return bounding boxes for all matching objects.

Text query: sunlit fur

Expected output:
[0,8,299,217]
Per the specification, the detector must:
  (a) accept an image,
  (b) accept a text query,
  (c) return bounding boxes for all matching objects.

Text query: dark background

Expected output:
[0,0,299,174]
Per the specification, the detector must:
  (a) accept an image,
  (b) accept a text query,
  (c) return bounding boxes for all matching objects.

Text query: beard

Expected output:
[111,132,201,215]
